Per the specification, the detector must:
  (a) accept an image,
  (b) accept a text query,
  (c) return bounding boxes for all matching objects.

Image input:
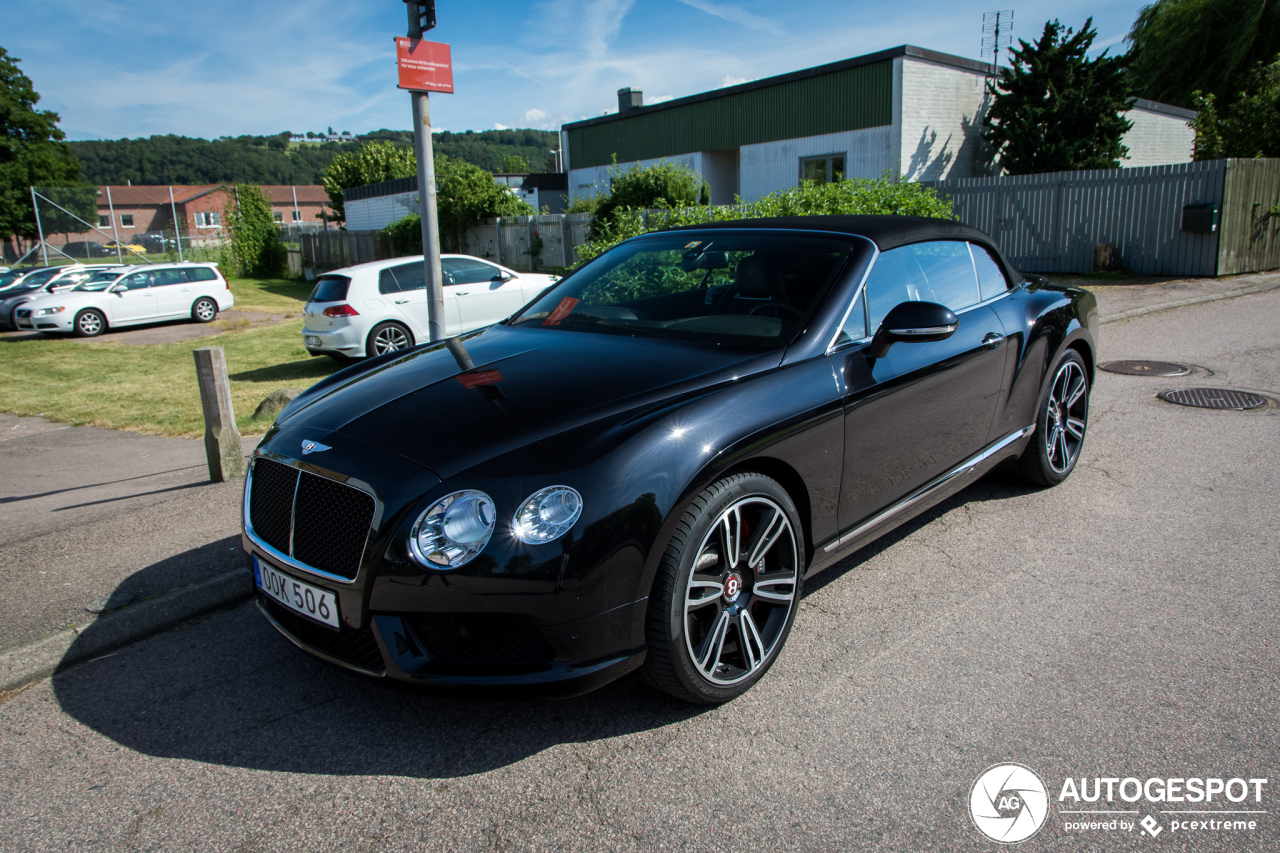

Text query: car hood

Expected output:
[271,324,780,481]
[12,290,100,309]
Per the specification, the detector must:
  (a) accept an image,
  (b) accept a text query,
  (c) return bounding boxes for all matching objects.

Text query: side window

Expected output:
[152,269,185,286]
[442,258,501,285]
[864,248,930,330]
[121,273,150,290]
[833,289,867,346]
[971,244,1012,301]
[184,267,217,282]
[391,263,425,292]
[377,268,403,295]
[905,242,981,312]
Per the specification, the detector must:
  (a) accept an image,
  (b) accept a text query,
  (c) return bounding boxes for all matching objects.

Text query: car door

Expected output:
[151,268,191,318]
[108,271,159,324]
[442,257,529,331]
[378,261,463,339]
[830,241,1010,530]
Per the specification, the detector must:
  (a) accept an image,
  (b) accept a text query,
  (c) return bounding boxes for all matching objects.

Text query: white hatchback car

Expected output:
[14,262,233,337]
[302,254,558,358]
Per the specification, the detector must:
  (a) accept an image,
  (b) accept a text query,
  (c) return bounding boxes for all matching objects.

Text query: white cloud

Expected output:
[493,123,511,130]
[719,75,748,88]
[522,108,550,123]
[648,95,675,105]
[674,0,781,34]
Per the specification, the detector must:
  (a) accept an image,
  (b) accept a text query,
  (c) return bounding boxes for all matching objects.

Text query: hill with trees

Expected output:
[69,128,559,186]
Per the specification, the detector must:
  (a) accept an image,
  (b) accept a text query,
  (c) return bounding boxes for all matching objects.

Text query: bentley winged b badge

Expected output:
[301,440,331,455]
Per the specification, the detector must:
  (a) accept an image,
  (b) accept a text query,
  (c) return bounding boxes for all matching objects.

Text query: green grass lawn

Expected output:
[0,276,341,438]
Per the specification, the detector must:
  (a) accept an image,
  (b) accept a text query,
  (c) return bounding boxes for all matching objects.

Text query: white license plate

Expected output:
[254,556,340,629]
[306,335,321,347]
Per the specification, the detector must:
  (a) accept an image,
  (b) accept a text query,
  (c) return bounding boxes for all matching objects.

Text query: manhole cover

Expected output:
[1158,388,1269,410]
[1101,360,1191,377]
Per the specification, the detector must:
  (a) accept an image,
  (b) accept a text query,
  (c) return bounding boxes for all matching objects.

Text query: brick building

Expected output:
[48,184,330,248]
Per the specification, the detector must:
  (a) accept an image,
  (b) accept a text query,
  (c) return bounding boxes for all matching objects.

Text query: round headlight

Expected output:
[512,486,583,544]
[409,490,495,569]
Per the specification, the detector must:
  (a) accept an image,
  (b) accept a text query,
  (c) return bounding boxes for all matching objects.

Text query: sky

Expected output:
[4,0,1151,142]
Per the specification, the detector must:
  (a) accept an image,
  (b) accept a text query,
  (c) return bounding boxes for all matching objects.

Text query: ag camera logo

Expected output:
[970,763,1050,843]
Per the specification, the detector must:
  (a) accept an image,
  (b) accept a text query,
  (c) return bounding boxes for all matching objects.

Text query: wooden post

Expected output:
[193,347,245,482]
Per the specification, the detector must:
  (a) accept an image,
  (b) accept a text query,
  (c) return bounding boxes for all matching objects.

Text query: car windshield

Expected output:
[508,232,854,348]
[0,270,28,290]
[73,271,125,291]
[13,269,60,290]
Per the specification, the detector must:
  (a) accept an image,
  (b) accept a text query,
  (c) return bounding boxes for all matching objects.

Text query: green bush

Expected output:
[227,184,286,277]
[590,160,709,239]
[573,173,954,266]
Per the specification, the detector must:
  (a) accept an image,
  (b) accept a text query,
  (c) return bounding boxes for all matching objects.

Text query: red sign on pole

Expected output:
[395,38,454,93]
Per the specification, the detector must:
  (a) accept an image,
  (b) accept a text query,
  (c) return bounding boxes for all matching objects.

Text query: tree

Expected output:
[321,140,416,220]
[590,160,709,239]
[500,153,530,173]
[1190,58,1280,158]
[227,184,285,277]
[982,19,1133,175]
[1126,0,1280,109]
[382,155,535,254]
[0,46,87,243]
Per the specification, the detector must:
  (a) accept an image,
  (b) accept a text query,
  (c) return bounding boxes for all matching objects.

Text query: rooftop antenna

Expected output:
[982,10,1014,68]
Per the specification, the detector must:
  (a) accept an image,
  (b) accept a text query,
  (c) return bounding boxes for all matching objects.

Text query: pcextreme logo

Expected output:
[969,764,1270,843]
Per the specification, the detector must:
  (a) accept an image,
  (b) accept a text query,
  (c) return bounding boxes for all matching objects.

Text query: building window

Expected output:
[272,211,284,222]
[120,213,135,228]
[799,154,846,185]
[195,211,221,228]
[291,210,303,222]
[98,214,110,228]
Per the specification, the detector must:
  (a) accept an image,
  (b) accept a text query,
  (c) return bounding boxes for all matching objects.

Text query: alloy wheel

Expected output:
[195,299,216,321]
[683,496,799,686]
[78,312,103,335]
[1044,359,1088,473]
[373,326,410,354]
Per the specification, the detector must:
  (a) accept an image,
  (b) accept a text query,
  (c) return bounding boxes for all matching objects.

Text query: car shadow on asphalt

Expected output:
[46,472,1033,778]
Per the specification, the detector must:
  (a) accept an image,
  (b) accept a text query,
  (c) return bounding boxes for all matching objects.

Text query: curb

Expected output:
[0,568,251,694]
[1101,280,1280,325]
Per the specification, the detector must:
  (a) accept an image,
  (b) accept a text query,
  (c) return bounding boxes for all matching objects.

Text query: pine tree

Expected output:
[982,19,1134,175]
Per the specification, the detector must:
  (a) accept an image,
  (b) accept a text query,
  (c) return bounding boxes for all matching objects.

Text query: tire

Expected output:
[73,308,107,338]
[1015,349,1090,487]
[192,297,218,323]
[366,321,413,357]
[643,473,804,704]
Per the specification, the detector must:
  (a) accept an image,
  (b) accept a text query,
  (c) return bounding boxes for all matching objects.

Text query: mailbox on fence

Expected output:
[1182,203,1221,234]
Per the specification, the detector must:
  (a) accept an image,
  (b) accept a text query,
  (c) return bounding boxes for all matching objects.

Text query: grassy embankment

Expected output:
[0,276,341,438]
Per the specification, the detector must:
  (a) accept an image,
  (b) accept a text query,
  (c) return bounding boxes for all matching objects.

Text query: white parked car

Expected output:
[302,254,558,359]
[14,262,233,337]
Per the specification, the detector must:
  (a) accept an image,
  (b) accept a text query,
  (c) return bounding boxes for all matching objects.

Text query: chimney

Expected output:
[617,87,643,112]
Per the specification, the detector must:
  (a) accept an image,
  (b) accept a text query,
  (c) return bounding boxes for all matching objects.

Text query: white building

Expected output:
[560,45,1196,205]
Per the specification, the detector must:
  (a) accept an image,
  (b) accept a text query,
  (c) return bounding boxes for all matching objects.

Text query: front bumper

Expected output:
[13,309,73,332]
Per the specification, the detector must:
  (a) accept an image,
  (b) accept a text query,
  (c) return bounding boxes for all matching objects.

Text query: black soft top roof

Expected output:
[660,215,994,253]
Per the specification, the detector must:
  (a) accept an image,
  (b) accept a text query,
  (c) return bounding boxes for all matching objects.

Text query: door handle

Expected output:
[394,300,409,304]
[982,332,1005,348]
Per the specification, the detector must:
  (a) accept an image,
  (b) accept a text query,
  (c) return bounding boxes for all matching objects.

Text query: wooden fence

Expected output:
[301,159,1278,278]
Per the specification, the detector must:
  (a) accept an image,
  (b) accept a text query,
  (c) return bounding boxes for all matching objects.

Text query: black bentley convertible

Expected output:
[243,216,1096,704]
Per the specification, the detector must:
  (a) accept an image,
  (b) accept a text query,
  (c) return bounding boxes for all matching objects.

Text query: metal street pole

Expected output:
[407,2,446,343]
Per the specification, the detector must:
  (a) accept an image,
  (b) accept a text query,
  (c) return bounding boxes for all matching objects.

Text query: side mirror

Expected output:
[492,271,513,282]
[868,300,958,358]
[109,283,127,294]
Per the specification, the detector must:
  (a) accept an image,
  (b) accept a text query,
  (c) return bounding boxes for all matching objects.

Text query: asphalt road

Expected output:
[1,289,1277,851]
[0,418,254,650]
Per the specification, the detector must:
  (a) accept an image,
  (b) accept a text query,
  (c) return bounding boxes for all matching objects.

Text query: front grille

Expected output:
[260,595,385,673]
[405,615,557,668]
[248,456,375,580]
